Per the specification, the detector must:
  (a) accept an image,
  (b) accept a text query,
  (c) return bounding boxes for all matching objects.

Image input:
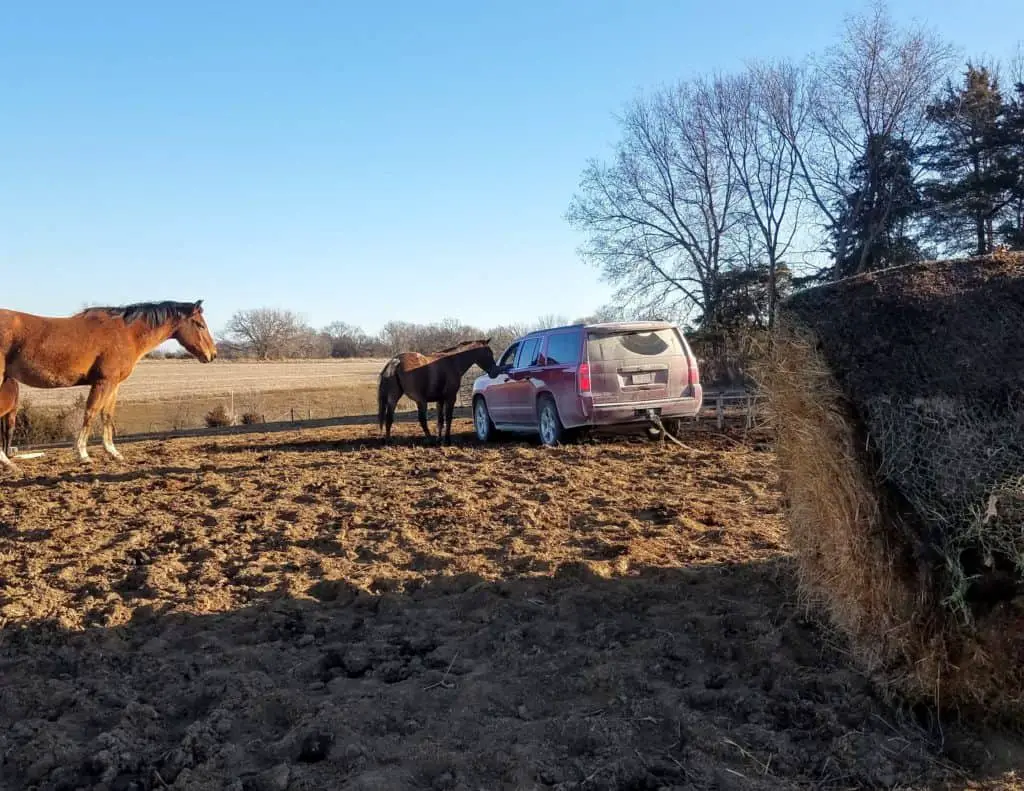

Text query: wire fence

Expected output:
[12,376,764,453]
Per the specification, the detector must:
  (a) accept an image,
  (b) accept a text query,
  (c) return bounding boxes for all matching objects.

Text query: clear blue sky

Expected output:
[1,1,1020,338]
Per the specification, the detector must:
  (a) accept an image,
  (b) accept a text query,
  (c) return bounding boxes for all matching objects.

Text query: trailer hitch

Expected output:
[645,409,692,451]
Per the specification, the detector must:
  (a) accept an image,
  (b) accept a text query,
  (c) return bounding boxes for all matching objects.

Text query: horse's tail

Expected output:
[377,357,401,432]
[376,374,388,432]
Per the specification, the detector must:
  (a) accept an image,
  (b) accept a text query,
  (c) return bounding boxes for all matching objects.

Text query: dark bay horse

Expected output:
[0,300,217,469]
[377,339,498,445]
[0,378,17,458]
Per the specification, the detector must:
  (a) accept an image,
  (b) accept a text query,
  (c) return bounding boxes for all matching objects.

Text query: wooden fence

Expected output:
[696,389,764,431]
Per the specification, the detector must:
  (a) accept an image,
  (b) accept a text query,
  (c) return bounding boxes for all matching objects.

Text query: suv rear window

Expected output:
[586,328,684,361]
[543,331,581,365]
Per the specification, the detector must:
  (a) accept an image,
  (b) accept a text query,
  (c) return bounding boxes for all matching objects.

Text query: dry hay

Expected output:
[759,251,1024,722]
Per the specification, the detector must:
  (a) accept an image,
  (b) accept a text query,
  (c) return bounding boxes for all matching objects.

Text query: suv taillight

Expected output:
[577,362,591,394]
[688,358,699,387]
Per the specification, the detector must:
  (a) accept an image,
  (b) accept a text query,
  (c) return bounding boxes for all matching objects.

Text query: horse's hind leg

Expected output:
[0,364,11,470]
[0,416,10,468]
[1,411,12,456]
[416,401,432,439]
[384,393,400,441]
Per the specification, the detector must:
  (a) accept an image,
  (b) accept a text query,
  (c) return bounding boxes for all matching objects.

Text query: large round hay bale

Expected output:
[761,251,1024,722]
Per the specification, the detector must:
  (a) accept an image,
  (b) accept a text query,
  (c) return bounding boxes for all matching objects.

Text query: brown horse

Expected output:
[0,300,217,469]
[377,339,498,445]
[0,378,17,458]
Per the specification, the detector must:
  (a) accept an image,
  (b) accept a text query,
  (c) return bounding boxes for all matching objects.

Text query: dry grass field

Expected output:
[21,359,389,408]
[1,421,1021,790]
[17,359,392,437]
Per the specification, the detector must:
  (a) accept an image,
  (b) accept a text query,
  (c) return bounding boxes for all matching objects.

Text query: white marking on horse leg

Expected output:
[0,448,16,471]
[76,427,92,462]
[102,420,123,460]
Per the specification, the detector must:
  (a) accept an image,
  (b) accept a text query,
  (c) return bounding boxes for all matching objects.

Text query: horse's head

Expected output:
[173,300,218,363]
[474,338,499,377]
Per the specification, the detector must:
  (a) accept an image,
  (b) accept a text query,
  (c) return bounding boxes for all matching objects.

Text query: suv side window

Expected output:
[497,342,520,369]
[543,330,581,366]
[514,337,541,369]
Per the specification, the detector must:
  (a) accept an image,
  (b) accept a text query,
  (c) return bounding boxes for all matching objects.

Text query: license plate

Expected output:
[631,373,654,385]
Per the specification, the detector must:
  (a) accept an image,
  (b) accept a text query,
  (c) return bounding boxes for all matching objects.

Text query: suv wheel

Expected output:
[537,397,564,447]
[474,397,496,442]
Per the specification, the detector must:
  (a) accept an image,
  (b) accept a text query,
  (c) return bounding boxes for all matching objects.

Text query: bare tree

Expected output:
[566,78,740,327]
[793,1,955,269]
[323,322,378,358]
[532,314,571,330]
[707,63,811,327]
[1009,41,1023,87]
[225,308,306,360]
[291,327,332,359]
[378,318,487,355]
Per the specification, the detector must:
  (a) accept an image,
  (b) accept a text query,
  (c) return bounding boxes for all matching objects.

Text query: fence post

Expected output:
[745,394,753,431]
[716,393,724,430]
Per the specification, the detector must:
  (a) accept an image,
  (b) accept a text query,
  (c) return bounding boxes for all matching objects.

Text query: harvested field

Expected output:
[0,422,1020,790]
[16,359,388,437]
[20,360,389,408]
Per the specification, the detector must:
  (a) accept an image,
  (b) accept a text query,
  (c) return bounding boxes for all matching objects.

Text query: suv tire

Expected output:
[474,397,497,442]
[537,396,564,447]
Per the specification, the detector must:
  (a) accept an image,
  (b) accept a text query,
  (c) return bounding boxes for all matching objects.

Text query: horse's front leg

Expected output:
[0,441,14,471]
[100,384,124,460]
[77,383,114,463]
[443,398,455,446]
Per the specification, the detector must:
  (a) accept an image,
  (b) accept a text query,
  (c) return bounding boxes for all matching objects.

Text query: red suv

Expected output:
[471,321,702,446]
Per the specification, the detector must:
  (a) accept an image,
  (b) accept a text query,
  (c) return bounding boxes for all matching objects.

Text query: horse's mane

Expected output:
[78,301,195,327]
[435,339,489,356]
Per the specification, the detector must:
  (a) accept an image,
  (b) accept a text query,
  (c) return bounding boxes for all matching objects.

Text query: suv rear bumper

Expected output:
[581,386,703,427]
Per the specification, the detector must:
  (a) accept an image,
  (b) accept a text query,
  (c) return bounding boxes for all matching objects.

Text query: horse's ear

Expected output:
[193,300,204,313]
[485,337,492,345]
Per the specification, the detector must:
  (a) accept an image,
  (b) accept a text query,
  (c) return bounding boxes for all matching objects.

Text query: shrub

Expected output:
[204,405,233,428]
[240,412,263,425]
[13,401,74,446]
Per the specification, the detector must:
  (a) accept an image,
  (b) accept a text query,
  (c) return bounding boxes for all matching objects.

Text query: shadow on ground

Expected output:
[2,560,1018,791]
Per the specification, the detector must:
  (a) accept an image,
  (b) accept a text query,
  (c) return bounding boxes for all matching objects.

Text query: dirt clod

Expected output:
[297,730,334,763]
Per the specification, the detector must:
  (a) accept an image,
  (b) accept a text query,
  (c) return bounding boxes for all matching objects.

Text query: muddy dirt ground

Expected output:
[1,420,1021,790]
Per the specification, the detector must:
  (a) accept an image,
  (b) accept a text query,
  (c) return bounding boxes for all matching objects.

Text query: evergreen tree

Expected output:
[831,133,922,278]
[997,80,1024,248]
[920,65,1018,255]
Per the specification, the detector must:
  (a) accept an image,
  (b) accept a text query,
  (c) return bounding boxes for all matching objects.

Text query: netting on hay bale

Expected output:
[760,251,1024,722]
